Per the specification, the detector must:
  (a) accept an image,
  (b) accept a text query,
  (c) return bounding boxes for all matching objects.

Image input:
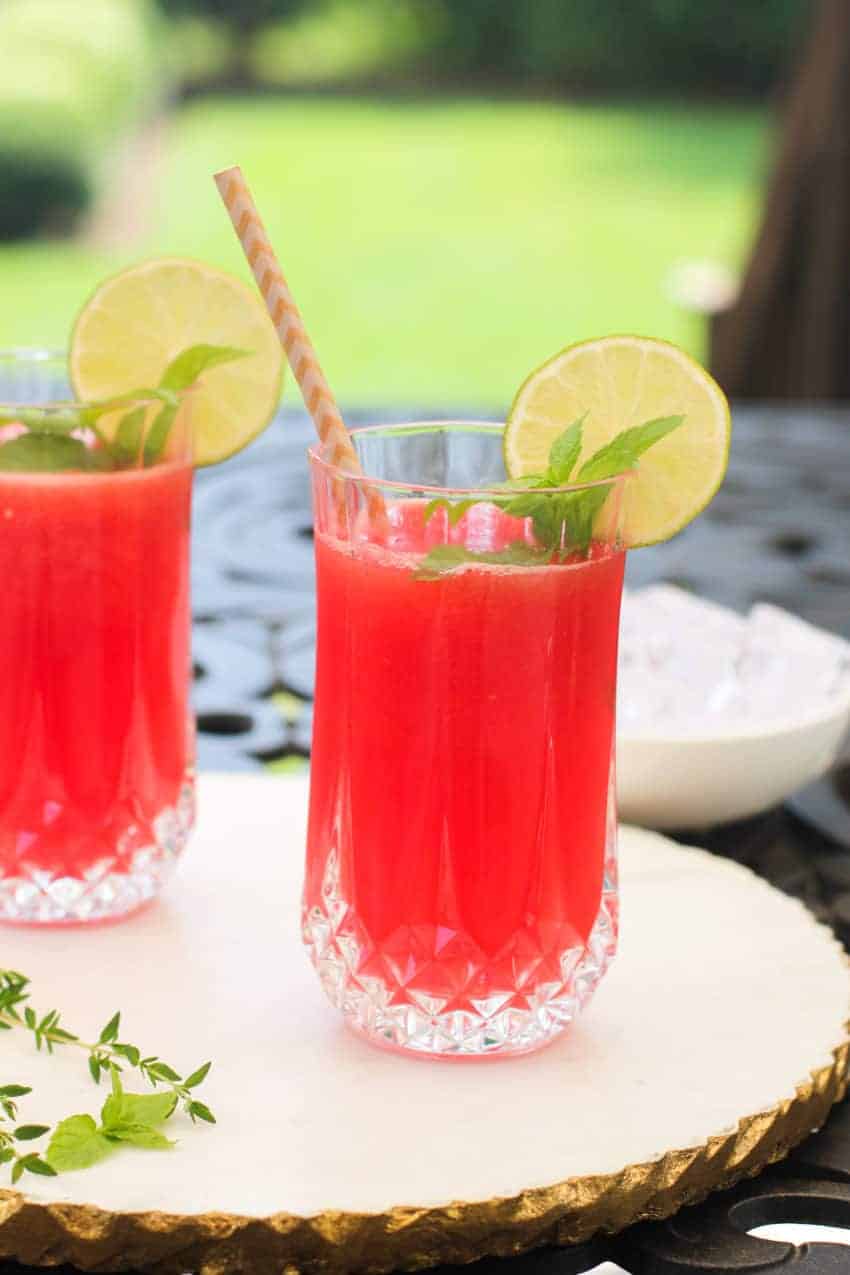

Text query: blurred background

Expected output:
[0,0,843,407]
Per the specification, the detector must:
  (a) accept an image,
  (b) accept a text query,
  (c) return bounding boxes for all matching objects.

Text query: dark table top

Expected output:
[5,406,850,1275]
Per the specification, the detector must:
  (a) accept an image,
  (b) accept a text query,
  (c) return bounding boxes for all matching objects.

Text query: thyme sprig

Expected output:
[0,1084,55,1184]
[0,970,214,1127]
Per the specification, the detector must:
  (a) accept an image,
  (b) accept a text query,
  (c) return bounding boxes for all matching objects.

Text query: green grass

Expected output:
[0,95,770,407]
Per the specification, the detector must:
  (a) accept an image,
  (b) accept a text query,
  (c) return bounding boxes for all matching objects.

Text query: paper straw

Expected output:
[213,165,364,478]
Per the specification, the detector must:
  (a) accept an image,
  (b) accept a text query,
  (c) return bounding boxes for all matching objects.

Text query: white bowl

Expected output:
[616,588,850,829]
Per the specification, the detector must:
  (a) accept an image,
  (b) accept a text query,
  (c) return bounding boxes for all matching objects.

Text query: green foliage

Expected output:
[0,148,91,242]
[172,0,809,94]
[0,0,162,241]
[160,0,303,21]
[157,0,309,60]
[251,0,438,87]
[167,16,233,86]
[428,0,810,94]
[0,96,767,397]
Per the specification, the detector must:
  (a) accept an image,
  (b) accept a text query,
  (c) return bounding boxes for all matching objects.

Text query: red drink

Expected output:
[0,460,194,923]
[304,435,625,1058]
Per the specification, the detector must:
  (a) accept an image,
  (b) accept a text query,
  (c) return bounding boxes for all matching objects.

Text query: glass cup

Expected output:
[0,351,195,924]
[303,422,627,1058]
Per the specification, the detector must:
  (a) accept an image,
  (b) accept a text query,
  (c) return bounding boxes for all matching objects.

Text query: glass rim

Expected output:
[0,349,189,412]
[307,420,633,498]
[0,346,65,363]
[0,393,175,413]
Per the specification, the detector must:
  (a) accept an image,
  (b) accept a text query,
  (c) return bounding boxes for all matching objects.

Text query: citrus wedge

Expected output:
[504,335,730,546]
[69,258,284,466]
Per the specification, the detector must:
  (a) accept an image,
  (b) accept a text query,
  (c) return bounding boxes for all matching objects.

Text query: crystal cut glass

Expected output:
[0,351,195,924]
[303,422,627,1057]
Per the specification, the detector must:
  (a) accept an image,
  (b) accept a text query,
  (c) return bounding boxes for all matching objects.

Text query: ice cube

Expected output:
[618,587,850,737]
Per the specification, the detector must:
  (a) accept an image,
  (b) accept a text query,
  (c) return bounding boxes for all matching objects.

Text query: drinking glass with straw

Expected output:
[214,166,626,1059]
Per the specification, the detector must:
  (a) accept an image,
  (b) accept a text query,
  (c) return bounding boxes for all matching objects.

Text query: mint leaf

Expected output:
[46,1115,113,1172]
[0,434,112,474]
[423,497,476,527]
[577,415,684,482]
[553,414,685,551]
[500,490,550,518]
[37,1085,181,1175]
[142,402,179,468]
[547,416,585,483]
[416,542,547,579]
[142,342,249,465]
[415,545,470,577]
[0,407,82,435]
[160,344,250,392]
[477,544,550,566]
[101,1089,177,1131]
[112,409,146,467]
[82,389,175,423]
[105,1123,175,1150]
[558,486,611,552]
[529,413,686,553]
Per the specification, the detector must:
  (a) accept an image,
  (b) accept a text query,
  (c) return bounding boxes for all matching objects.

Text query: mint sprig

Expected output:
[418,412,684,576]
[46,1071,178,1174]
[0,343,250,474]
[0,434,112,474]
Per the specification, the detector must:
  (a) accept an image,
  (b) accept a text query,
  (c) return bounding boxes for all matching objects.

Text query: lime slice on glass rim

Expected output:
[504,335,731,546]
[69,258,284,466]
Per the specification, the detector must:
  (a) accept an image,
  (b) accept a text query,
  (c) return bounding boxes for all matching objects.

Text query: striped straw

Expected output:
[213,165,363,477]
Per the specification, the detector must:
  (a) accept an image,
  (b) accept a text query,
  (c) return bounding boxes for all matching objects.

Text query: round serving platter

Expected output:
[0,774,847,1274]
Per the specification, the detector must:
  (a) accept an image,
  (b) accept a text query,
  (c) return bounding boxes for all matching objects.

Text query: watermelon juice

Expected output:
[303,425,626,1058]
[0,458,194,923]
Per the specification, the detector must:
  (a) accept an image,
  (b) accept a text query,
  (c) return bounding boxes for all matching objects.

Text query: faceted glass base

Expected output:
[0,778,195,925]
[303,831,619,1059]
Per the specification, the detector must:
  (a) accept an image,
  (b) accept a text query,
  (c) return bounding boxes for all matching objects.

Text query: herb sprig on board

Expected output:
[417,413,684,578]
[0,1084,55,1184]
[0,344,249,474]
[0,969,214,1179]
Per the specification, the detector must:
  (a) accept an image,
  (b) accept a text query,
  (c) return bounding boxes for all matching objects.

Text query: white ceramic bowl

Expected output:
[616,588,850,830]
